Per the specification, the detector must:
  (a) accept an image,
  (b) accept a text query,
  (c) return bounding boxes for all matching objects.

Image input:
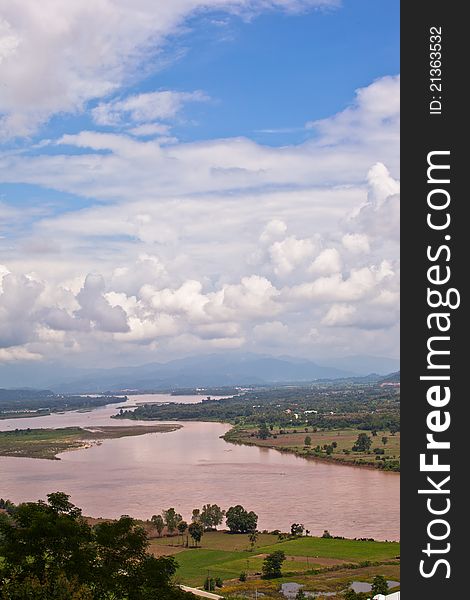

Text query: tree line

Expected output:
[150,503,259,547]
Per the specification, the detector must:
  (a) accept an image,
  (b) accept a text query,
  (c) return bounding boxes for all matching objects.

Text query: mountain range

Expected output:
[0,353,399,393]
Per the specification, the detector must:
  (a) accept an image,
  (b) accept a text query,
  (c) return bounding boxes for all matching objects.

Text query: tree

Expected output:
[225,505,258,534]
[295,590,307,600]
[290,523,304,537]
[304,436,311,446]
[188,522,204,547]
[382,436,389,446]
[371,575,389,596]
[262,550,286,579]
[151,514,164,537]
[0,492,190,600]
[163,508,182,535]
[177,521,187,545]
[200,504,225,530]
[258,423,272,440]
[248,530,259,551]
[352,433,372,452]
[191,508,200,523]
[203,577,215,592]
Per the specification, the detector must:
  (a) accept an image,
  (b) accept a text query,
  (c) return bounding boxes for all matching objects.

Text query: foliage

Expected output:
[371,574,389,595]
[352,433,372,452]
[262,550,286,579]
[258,423,272,440]
[188,522,204,547]
[163,508,182,535]
[225,505,258,534]
[290,523,305,537]
[0,492,189,600]
[199,504,225,530]
[151,514,164,536]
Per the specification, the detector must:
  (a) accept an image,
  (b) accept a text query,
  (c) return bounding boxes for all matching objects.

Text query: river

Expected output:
[0,395,399,540]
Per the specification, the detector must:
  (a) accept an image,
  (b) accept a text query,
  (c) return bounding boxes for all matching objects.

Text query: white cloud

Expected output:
[0,0,337,139]
[309,248,341,275]
[0,73,400,365]
[269,236,316,275]
[341,233,370,254]
[0,271,43,348]
[92,90,208,127]
[322,303,356,326]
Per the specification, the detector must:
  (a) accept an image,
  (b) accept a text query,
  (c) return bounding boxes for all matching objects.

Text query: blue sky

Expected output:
[0,0,400,369]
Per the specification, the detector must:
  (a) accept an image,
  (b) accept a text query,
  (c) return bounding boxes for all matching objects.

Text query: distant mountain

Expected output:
[378,371,400,384]
[47,353,353,393]
[0,352,400,393]
[317,355,400,376]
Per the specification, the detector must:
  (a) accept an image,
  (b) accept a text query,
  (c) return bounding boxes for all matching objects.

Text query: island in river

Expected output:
[0,424,181,460]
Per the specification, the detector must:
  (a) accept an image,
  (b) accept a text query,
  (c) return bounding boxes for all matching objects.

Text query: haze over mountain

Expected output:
[0,353,399,393]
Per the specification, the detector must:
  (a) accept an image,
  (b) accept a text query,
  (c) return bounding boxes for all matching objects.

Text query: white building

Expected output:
[372,592,400,600]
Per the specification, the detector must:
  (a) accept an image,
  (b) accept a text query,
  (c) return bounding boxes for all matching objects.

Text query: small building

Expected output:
[372,592,400,600]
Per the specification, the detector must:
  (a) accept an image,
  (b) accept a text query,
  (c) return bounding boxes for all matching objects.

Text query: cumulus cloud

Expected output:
[0,271,43,348]
[341,233,370,254]
[269,236,316,276]
[0,70,399,364]
[309,248,342,275]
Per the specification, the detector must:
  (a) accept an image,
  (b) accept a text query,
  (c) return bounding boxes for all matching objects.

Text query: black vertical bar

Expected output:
[401,2,465,597]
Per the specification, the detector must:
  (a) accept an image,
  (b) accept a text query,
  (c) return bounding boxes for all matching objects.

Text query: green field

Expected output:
[150,531,400,591]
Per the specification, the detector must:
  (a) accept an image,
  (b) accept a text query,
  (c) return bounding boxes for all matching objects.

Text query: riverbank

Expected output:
[0,424,182,460]
[223,425,400,472]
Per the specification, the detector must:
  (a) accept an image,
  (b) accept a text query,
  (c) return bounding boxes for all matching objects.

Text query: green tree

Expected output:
[151,514,164,537]
[199,504,225,530]
[248,530,259,551]
[0,492,190,600]
[262,550,286,579]
[290,523,304,537]
[225,505,258,534]
[295,589,307,600]
[371,575,389,596]
[203,577,215,592]
[163,508,182,535]
[352,433,372,452]
[177,521,187,545]
[258,423,272,440]
[382,436,388,446]
[188,522,204,547]
[304,436,311,446]
[0,573,94,599]
[191,508,200,523]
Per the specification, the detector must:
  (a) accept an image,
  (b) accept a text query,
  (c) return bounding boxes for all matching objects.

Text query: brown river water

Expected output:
[0,395,399,540]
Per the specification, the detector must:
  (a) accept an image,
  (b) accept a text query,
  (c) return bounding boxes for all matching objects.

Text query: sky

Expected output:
[0,0,400,369]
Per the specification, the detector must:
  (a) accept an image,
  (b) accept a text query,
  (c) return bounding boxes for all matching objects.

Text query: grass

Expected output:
[153,531,276,552]
[171,549,248,585]
[225,426,400,471]
[149,531,400,589]
[258,537,400,562]
[0,424,181,460]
